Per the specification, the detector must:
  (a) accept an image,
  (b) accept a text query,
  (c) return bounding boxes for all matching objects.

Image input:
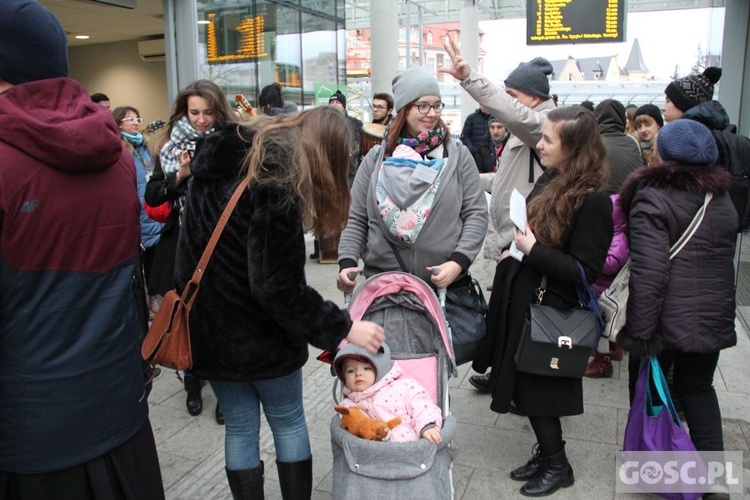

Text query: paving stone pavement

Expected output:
[149,234,750,499]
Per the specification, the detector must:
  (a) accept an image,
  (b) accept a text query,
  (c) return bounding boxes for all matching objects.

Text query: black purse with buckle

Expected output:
[514,271,599,378]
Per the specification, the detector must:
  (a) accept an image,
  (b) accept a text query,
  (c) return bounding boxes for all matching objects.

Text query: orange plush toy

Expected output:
[334,405,401,442]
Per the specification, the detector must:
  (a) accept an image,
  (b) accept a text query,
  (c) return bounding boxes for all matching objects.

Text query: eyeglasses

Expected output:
[414,101,445,114]
[371,105,387,110]
[120,117,143,124]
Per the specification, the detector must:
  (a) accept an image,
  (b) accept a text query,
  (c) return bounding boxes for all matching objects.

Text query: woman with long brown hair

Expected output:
[473,106,613,496]
[174,106,384,500]
[337,65,488,364]
[145,80,235,421]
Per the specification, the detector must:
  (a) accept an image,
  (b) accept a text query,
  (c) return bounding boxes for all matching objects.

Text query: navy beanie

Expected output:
[664,67,722,113]
[0,0,68,85]
[657,120,718,166]
[504,57,553,101]
[329,90,347,107]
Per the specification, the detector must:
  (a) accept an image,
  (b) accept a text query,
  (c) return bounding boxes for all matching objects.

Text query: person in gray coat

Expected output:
[618,119,737,453]
[337,65,487,313]
[439,38,557,392]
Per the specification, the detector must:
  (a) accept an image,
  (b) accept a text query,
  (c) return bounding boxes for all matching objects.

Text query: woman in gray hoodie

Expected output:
[337,65,487,359]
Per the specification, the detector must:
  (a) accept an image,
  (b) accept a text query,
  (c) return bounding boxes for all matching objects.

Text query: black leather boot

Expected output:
[277,457,312,500]
[226,462,264,500]
[510,443,546,481]
[520,443,574,497]
[184,372,203,416]
[468,373,491,393]
[309,239,319,260]
[215,402,225,425]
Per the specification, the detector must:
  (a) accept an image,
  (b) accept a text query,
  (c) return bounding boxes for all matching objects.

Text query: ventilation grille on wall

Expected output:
[138,39,165,62]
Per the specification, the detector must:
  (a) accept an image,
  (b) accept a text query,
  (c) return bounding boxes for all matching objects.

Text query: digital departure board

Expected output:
[527,0,625,45]
[205,8,268,64]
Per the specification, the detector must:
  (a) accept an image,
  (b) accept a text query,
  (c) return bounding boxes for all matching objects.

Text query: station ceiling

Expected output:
[39,0,725,46]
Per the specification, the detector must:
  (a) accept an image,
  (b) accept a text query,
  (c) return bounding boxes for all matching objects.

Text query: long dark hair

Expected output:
[158,80,235,149]
[384,101,450,156]
[241,107,353,237]
[527,106,609,247]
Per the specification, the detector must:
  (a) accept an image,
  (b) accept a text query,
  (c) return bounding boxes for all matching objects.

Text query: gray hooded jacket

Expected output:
[338,139,487,285]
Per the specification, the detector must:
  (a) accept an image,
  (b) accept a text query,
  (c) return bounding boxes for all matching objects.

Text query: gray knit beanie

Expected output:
[657,120,718,166]
[504,57,553,101]
[392,65,441,112]
[0,0,68,85]
[334,343,392,385]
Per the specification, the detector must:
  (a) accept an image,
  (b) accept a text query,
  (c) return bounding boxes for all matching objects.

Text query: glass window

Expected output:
[196,0,345,111]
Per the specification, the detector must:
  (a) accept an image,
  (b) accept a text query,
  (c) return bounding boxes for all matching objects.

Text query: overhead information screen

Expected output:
[527,0,625,45]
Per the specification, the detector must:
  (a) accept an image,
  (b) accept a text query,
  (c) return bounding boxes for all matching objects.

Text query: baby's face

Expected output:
[343,359,376,392]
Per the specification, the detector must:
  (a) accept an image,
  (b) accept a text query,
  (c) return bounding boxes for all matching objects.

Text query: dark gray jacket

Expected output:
[594,100,645,192]
[617,163,737,358]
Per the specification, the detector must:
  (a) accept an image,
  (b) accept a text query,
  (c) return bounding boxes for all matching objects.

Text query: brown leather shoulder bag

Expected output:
[142,177,249,370]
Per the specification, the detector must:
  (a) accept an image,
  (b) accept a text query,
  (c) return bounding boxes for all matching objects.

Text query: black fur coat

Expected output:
[175,122,352,381]
[616,163,737,358]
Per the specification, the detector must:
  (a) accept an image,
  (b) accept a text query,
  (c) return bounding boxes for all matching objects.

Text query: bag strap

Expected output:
[183,176,250,305]
[387,239,409,273]
[645,358,684,425]
[528,149,541,183]
[669,192,712,260]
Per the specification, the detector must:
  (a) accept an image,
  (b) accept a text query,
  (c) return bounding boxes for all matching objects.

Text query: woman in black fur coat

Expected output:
[175,107,385,499]
[618,119,737,454]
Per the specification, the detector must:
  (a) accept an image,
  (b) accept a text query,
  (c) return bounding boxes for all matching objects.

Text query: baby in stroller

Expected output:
[334,342,442,443]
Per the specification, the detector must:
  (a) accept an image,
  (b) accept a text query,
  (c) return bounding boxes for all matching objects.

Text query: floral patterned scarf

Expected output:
[376,145,446,244]
[383,122,446,155]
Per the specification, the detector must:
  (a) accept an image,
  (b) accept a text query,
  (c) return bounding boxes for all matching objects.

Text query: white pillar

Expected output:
[370,0,399,95]
[164,0,200,103]
[459,2,479,126]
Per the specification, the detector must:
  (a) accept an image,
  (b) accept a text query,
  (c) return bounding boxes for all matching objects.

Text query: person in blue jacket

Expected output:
[114,105,163,296]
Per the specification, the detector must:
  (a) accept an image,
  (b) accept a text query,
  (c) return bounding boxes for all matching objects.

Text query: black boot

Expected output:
[184,372,203,416]
[309,239,319,260]
[277,457,312,500]
[226,462,264,500]
[508,400,526,416]
[468,373,491,393]
[510,443,546,481]
[520,443,574,497]
[215,402,225,425]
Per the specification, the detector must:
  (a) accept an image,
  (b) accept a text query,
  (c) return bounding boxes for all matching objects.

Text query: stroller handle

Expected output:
[343,270,361,308]
[431,267,447,308]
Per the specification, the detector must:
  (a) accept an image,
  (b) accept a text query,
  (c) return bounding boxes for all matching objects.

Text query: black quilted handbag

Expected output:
[514,274,599,378]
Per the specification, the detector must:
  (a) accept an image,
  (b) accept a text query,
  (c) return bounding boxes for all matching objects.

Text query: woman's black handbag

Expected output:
[514,271,599,378]
[445,277,488,365]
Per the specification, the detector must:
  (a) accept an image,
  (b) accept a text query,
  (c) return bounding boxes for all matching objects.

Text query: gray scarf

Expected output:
[159,116,212,174]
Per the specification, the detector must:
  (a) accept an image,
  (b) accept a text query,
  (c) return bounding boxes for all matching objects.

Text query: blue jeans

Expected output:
[210,370,311,470]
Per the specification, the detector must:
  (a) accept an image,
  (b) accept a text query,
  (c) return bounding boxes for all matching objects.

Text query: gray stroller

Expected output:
[329,271,458,500]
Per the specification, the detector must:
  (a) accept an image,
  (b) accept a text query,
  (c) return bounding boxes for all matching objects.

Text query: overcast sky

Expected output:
[478,7,726,82]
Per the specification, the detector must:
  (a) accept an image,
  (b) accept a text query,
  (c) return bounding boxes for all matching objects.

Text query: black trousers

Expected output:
[0,420,164,500]
[628,350,724,451]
